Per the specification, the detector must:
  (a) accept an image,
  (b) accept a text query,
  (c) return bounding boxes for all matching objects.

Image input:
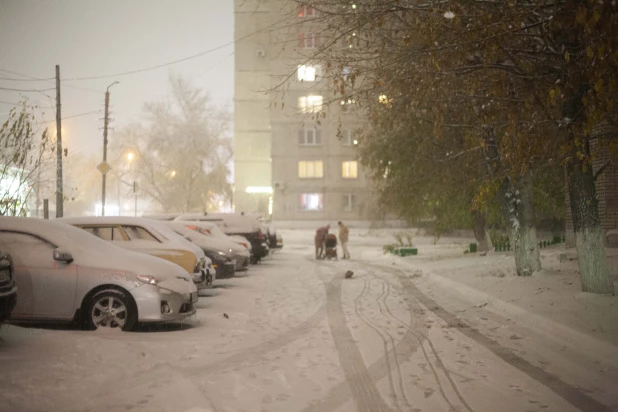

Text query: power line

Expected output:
[113,51,235,127]
[0,69,54,81]
[62,14,297,82]
[1,68,103,94]
[0,99,55,109]
[0,86,56,92]
[0,76,55,82]
[35,110,101,125]
[63,42,236,82]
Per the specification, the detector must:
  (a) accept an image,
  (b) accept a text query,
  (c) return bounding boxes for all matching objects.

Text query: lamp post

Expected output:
[101,81,119,216]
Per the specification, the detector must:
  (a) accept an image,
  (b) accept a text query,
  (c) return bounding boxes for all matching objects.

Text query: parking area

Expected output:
[1,230,615,412]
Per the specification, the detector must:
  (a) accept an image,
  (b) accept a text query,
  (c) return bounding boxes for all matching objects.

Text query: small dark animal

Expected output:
[223,313,229,319]
[344,270,354,279]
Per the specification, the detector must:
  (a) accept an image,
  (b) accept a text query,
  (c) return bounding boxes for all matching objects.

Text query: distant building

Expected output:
[234,0,380,222]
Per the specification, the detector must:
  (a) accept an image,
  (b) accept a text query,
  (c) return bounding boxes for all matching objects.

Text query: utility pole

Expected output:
[55,65,63,218]
[101,81,119,216]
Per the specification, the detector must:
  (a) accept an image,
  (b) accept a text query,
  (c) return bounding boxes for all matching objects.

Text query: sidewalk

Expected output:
[378,246,618,409]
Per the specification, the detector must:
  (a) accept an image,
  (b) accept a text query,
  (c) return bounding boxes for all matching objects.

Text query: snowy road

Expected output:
[0,231,615,412]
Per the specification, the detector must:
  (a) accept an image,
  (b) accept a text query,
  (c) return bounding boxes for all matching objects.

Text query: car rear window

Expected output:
[122,226,159,242]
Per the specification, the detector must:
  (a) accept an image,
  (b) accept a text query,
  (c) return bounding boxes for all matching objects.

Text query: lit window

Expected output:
[300,193,324,211]
[298,95,323,113]
[297,64,321,82]
[342,161,358,178]
[298,32,319,48]
[298,128,322,146]
[298,5,316,17]
[342,194,355,212]
[298,160,324,178]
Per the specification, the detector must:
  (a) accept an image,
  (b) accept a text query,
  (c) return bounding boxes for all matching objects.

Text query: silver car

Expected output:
[0,217,198,331]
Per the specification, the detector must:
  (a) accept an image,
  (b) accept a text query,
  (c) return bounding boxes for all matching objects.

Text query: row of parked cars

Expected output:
[0,213,282,331]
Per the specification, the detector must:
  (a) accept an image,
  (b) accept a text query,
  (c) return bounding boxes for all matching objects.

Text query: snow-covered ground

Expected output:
[1,228,617,412]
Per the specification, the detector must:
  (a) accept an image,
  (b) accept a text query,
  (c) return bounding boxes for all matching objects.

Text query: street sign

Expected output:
[96,161,112,175]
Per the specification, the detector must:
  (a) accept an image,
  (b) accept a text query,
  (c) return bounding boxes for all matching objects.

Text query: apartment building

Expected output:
[234,0,379,221]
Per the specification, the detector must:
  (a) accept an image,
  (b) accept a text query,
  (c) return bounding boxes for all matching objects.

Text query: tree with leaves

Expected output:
[111,76,232,213]
[263,0,615,292]
[0,101,54,216]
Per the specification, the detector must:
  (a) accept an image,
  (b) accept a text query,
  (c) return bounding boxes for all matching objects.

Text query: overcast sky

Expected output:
[0,0,234,159]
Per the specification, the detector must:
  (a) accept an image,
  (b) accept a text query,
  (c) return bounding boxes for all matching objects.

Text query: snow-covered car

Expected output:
[172,221,251,270]
[0,217,198,331]
[174,213,269,263]
[184,221,253,252]
[60,217,212,290]
[166,222,248,276]
[0,250,17,323]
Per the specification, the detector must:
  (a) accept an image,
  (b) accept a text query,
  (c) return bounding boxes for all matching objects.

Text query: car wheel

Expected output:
[85,289,137,331]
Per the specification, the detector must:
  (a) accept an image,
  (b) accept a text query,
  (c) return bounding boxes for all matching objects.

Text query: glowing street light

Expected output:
[127,152,135,162]
[170,170,176,177]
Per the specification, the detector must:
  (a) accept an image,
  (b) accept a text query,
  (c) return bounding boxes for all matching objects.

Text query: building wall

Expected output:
[233,0,272,215]
[234,0,380,221]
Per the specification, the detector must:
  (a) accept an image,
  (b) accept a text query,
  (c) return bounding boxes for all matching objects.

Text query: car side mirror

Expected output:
[53,248,74,264]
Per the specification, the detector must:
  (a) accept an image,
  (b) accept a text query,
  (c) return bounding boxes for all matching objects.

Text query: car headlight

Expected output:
[217,251,226,256]
[136,275,158,285]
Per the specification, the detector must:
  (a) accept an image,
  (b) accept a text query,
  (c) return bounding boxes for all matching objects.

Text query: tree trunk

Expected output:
[472,211,492,252]
[567,147,614,294]
[499,174,541,276]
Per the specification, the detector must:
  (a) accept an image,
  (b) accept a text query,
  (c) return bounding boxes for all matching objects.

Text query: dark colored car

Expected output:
[174,213,270,263]
[0,251,17,323]
[204,249,235,279]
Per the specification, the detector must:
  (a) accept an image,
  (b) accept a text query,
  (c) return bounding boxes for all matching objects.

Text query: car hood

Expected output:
[77,246,191,283]
[184,233,245,257]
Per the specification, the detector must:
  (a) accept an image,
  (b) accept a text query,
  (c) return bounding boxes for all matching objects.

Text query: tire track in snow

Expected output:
[353,279,412,412]
[371,262,614,412]
[376,280,416,411]
[325,274,393,412]
[373,270,474,412]
[301,260,426,412]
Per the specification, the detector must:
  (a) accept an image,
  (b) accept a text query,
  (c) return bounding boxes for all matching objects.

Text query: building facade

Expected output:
[234,0,379,221]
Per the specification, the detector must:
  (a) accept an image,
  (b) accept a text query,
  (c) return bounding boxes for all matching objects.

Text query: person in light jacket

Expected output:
[338,221,350,259]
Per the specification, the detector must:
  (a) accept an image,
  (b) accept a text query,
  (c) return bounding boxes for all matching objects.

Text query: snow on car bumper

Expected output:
[195,268,215,290]
[132,278,198,322]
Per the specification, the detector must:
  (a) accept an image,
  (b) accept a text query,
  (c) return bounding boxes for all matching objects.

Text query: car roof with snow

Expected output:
[0,216,188,275]
[174,213,261,233]
[59,216,205,258]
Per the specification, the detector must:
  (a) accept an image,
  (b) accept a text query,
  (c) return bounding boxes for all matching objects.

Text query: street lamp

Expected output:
[127,152,135,162]
[101,81,119,216]
[170,170,176,177]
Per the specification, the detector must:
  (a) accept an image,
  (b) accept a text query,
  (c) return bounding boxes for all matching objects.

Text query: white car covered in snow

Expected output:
[0,217,198,331]
[60,216,213,290]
